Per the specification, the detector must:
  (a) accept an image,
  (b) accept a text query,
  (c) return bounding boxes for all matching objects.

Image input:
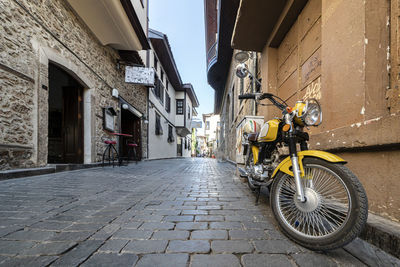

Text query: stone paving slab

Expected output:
[122,240,168,254]
[80,252,138,267]
[167,240,210,253]
[0,158,396,266]
[151,230,189,240]
[136,253,188,267]
[241,254,293,267]
[191,254,241,267]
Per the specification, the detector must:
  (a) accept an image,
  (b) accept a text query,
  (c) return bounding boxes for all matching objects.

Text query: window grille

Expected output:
[166,94,171,113]
[176,99,184,115]
[154,54,158,71]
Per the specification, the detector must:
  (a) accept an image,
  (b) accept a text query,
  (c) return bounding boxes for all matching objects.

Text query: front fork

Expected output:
[288,133,306,202]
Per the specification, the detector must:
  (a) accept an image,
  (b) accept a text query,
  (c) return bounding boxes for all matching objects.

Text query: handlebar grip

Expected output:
[238,94,255,100]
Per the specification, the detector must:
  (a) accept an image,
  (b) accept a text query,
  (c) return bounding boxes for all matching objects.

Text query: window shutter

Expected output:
[155,113,163,135]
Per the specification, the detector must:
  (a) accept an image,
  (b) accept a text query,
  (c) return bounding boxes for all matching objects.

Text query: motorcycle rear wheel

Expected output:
[270,157,368,251]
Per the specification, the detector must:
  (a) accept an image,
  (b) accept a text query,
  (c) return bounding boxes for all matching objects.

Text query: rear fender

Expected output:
[271,150,346,178]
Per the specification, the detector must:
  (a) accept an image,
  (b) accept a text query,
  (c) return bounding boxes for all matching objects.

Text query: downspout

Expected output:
[183,91,187,157]
[146,88,150,159]
[145,49,150,159]
[252,52,257,116]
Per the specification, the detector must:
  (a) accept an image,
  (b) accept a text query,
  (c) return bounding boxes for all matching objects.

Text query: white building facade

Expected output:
[144,29,199,159]
[202,113,220,157]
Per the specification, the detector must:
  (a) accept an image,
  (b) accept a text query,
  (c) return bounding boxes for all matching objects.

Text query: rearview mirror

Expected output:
[235,63,248,79]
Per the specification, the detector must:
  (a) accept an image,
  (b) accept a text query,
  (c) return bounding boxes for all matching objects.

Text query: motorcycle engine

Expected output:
[250,150,280,182]
[251,164,268,181]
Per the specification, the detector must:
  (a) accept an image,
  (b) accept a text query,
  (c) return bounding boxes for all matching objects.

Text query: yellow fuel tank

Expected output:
[258,119,280,142]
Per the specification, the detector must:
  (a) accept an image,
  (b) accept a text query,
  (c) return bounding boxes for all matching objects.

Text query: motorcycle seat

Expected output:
[248,132,259,141]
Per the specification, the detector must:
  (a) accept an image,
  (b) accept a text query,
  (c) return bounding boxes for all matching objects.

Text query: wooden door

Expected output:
[120,109,141,160]
[133,118,141,160]
[63,86,83,163]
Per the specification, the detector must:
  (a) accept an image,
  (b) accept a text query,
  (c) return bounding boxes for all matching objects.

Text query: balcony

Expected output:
[67,0,149,51]
[207,42,217,70]
[204,0,240,113]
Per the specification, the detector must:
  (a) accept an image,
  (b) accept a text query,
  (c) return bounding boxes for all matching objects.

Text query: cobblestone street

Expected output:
[0,158,397,266]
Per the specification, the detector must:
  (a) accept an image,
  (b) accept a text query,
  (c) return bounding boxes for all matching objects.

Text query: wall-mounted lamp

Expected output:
[122,103,129,110]
[112,88,119,98]
[142,114,149,124]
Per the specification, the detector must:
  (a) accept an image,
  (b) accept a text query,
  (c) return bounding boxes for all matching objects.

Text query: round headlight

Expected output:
[303,99,322,126]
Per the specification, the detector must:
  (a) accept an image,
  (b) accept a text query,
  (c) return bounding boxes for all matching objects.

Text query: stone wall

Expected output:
[0,0,148,169]
[217,0,400,221]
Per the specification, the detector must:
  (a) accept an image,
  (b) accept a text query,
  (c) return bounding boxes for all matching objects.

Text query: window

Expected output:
[154,54,158,71]
[184,138,187,149]
[167,125,174,143]
[161,70,164,82]
[154,77,164,104]
[166,93,171,113]
[166,80,169,91]
[155,113,163,135]
[176,99,184,115]
[154,75,160,98]
[206,121,210,130]
[187,105,190,119]
[160,84,164,104]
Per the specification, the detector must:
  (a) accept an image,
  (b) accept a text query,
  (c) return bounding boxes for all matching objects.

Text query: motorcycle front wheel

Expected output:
[270,157,368,251]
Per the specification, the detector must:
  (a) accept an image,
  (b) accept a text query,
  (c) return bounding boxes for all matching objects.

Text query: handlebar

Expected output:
[238,93,256,100]
[238,93,286,111]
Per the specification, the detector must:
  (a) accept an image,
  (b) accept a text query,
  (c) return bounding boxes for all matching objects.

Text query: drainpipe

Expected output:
[252,52,257,116]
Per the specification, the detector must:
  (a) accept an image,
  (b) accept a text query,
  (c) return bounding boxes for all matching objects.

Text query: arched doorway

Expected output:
[48,63,84,164]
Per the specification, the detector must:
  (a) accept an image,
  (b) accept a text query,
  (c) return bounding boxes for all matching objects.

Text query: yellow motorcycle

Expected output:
[237,92,368,251]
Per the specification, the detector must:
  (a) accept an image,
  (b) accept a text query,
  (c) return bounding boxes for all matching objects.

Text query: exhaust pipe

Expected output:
[238,167,248,177]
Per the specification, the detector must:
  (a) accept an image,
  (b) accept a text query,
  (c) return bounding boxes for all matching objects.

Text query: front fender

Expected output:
[271,150,346,178]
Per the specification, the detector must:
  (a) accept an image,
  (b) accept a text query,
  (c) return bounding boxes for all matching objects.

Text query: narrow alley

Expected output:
[0,159,398,266]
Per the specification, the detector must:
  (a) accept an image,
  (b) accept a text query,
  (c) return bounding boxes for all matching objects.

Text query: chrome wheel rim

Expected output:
[275,164,351,238]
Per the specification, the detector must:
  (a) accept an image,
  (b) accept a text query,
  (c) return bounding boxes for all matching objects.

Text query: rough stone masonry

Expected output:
[0,0,148,169]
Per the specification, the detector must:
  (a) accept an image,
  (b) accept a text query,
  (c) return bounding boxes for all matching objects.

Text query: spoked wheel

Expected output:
[270,157,368,251]
[245,150,258,191]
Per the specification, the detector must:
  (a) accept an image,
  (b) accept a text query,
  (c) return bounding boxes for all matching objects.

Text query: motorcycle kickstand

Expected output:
[255,186,261,205]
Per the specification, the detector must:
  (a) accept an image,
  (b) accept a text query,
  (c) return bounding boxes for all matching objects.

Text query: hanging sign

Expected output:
[192,121,202,128]
[125,66,155,86]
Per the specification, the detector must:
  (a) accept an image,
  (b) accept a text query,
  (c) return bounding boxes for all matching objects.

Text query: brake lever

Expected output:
[254,93,263,105]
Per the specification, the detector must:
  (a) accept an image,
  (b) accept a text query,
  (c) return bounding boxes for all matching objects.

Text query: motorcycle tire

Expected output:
[270,157,368,251]
[245,150,258,191]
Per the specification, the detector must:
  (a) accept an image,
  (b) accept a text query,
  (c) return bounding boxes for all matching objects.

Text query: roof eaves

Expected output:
[149,28,183,87]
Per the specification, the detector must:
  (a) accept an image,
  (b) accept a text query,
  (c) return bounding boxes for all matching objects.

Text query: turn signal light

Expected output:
[286,106,293,113]
[282,124,291,132]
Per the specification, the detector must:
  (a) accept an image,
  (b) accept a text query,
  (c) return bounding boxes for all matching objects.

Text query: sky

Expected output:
[148,0,214,126]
